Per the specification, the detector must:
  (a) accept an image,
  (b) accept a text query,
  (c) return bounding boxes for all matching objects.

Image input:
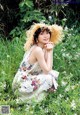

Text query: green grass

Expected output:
[0,26,80,115]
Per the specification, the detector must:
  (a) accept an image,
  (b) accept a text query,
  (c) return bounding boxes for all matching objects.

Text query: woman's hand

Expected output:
[44,42,55,51]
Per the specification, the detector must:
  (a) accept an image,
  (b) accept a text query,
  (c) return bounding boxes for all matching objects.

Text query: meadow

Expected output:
[0,26,80,115]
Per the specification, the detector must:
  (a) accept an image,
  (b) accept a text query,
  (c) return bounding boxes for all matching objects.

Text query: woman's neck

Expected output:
[37,43,44,49]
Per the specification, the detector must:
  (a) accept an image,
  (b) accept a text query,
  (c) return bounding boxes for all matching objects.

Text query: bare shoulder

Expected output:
[32,46,44,59]
[34,46,43,54]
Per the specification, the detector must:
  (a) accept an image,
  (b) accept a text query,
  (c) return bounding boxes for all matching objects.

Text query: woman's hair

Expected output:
[33,27,51,44]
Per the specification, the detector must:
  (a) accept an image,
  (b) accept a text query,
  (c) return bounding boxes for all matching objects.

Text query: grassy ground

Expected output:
[0,26,80,115]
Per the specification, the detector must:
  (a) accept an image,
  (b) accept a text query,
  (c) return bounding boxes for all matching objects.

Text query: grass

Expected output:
[0,26,80,115]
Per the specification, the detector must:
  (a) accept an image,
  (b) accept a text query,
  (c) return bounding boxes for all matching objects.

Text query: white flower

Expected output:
[63,18,67,21]
[74,113,77,115]
[7,55,10,58]
[61,48,66,52]
[25,105,30,111]
[65,97,69,102]
[3,82,6,89]
[61,80,67,86]
[68,33,71,36]
[72,44,76,48]
[65,85,70,92]
[62,53,66,57]
[62,71,67,75]
[55,113,58,115]
[1,70,6,75]
[59,94,63,98]
[74,52,80,59]
[45,108,49,113]
[66,53,70,57]
[48,16,52,20]
[16,99,19,104]
[30,111,33,114]
[71,85,75,90]
[64,26,68,31]
[0,82,6,90]
[71,100,76,110]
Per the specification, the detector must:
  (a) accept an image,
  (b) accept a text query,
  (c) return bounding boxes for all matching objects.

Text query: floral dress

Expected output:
[12,46,59,102]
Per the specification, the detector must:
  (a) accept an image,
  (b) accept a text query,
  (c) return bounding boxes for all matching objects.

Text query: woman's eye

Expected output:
[46,31,49,34]
[40,32,43,35]
[40,31,49,35]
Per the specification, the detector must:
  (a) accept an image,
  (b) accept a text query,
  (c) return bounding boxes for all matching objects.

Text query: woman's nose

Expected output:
[44,34,49,38]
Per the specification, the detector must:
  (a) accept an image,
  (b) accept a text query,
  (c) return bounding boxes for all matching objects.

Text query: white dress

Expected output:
[12,46,59,102]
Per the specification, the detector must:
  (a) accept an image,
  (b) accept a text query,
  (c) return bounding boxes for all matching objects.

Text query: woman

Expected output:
[12,23,63,102]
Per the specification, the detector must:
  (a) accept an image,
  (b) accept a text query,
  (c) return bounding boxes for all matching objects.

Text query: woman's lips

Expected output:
[43,39,49,41]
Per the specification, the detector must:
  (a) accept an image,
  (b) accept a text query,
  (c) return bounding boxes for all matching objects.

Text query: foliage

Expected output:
[19,0,47,26]
[9,0,68,39]
[9,0,47,39]
[34,0,68,25]
[0,24,80,115]
[0,0,21,37]
[0,0,80,39]
[9,0,80,40]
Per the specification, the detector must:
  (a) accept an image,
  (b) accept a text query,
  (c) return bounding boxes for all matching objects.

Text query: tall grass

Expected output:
[0,26,80,115]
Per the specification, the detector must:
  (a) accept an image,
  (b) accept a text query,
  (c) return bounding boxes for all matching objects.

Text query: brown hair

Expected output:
[33,27,51,44]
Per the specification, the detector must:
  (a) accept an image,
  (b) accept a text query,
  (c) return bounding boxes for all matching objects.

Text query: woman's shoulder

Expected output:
[32,45,43,53]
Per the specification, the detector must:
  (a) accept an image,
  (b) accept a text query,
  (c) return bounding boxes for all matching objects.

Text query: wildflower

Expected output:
[71,85,75,90]
[62,71,67,75]
[25,104,31,111]
[62,53,66,57]
[1,70,6,75]
[70,28,73,31]
[16,99,19,104]
[61,48,66,52]
[71,100,76,110]
[7,55,10,58]
[64,26,68,31]
[68,33,71,37]
[65,85,70,92]
[65,97,69,102]
[55,113,58,115]
[66,53,71,57]
[0,82,6,90]
[72,44,76,48]
[3,82,6,89]
[48,16,52,20]
[59,94,63,98]
[61,80,67,86]
[30,111,33,114]
[74,113,77,115]
[74,52,80,59]
[45,108,49,113]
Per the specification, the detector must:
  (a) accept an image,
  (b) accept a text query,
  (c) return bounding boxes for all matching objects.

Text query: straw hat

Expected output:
[24,23,63,50]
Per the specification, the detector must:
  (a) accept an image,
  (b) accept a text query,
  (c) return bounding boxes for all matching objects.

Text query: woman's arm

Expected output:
[44,42,54,70]
[45,50,53,70]
[34,43,54,74]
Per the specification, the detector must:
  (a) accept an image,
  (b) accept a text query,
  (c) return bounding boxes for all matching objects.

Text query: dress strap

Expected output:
[27,45,35,60]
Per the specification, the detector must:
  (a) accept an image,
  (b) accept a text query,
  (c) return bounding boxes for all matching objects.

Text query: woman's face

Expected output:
[38,30,51,44]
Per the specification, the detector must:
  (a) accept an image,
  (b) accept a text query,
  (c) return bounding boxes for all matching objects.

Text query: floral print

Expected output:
[12,47,59,101]
[19,61,33,71]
